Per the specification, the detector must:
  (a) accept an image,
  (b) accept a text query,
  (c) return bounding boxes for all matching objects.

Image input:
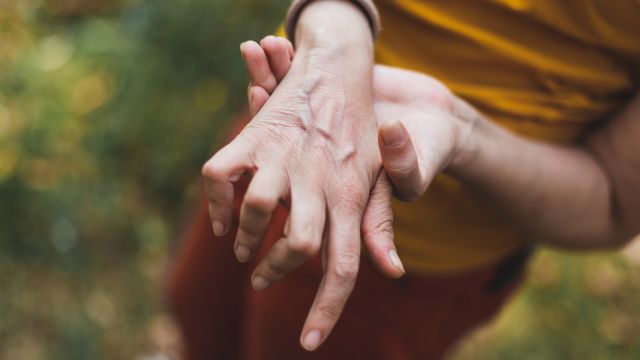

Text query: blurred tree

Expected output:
[44,0,122,16]
[0,0,288,358]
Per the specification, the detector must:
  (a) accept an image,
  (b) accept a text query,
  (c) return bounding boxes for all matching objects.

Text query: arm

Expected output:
[362,65,640,249]
[451,95,640,248]
[363,64,640,249]
[241,41,640,250]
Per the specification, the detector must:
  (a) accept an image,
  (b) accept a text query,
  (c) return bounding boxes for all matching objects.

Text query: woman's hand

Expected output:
[245,36,640,257]
[243,37,475,206]
[371,65,477,200]
[203,1,396,351]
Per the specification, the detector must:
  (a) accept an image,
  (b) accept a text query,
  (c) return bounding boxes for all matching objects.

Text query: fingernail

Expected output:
[302,330,322,351]
[252,276,270,291]
[388,249,405,273]
[212,220,225,237]
[381,121,405,147]
[236,244,251,262]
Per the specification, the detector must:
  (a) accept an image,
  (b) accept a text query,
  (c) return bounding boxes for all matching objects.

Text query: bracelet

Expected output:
[285,0,381,46]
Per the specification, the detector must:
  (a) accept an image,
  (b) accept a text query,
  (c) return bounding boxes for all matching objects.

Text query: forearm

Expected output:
[285,1,377,145]
[293,1,374,92]
[450,103,629,249]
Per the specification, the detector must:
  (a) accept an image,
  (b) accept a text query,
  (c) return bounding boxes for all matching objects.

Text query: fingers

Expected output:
[260,35,293,82]
[235,165,288,262]
[205,182,233,237]
[283,37,294,60]
[361,171,405,278]
[242,36,295,117]
[300,209,362,351]
[250,187,325,291]
[240,40,278,94]
[202,137,254,236]
[378,120,425,201]
[248,85,270,117]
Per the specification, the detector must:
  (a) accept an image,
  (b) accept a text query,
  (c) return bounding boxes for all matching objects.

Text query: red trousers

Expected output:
[167,117,528,360]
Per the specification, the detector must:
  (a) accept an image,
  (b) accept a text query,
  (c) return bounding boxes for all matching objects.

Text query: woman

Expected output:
[169,1,640,358]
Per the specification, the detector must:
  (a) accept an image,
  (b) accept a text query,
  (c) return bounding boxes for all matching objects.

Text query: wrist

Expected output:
[295,1,373,51]
[447,99,489,177]
[287,0,380,45]
[288,0,375,111]
[292,2,374,93]
[285,1,377,138]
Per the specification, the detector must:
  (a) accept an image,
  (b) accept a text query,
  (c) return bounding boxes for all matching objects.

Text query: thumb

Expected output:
[361,171,405,278]
[378,120,424,201]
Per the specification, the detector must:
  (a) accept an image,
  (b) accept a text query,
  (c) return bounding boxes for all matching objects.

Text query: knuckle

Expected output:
[315,303,341,321]
[201,160,226,181]
[237,222,261,239]
[288,237,320,258]
[426,89,455,111]
[263,261,288,278]
[332,254,359,282]
[363,217,394,239]
[335,189,367,213]
[244,190,277,213]
[419,77,455,111]
[209,193,229,208]
[256,73,277,90]
[386,156,416,176]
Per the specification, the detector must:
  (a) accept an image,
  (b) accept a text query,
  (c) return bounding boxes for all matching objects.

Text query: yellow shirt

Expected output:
[279,0,640,273]
[373,0,640,273]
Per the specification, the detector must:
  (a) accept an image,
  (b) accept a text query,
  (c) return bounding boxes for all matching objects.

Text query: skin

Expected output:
[215,1,640,352]
[247,36,640,248]
[241,37,405,277]
[202,1,391,351]
[242,35,640,337]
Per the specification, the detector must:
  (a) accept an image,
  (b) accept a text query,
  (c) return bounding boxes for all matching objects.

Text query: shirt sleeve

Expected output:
[285,0,381,46]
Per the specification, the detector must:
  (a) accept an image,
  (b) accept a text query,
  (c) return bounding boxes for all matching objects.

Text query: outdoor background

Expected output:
[1,1,639,359]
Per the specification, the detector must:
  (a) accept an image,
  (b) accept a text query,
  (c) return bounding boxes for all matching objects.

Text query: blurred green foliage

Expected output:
[0,0,287,358]
[2,1,640,359]
[450,248,640,360]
